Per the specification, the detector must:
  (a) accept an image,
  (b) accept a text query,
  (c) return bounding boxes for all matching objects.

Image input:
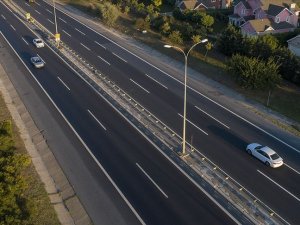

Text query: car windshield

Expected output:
[36,40,42,43]
[34,58,41,63]
[270,153,280,160]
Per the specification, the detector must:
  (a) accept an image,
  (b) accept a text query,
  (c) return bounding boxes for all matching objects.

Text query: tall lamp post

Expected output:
[164,39,208,155]
[52,0,60,46]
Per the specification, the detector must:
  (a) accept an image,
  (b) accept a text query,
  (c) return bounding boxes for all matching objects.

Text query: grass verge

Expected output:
[0,94,60,225]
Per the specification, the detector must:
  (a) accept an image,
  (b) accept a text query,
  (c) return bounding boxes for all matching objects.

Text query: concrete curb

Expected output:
[0,41,91,225]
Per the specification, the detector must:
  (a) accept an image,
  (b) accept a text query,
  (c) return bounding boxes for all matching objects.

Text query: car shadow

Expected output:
[208,125,248,151]
[23,34,34,45]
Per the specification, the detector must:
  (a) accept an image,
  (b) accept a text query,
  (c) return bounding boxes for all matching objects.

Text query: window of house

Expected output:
[242,8,246,15]
[286,16,290,22]
[275,16,280,23]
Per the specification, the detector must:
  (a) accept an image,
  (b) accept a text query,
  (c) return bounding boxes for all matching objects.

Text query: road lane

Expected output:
[0,4,237,225]
[13,0,300,223]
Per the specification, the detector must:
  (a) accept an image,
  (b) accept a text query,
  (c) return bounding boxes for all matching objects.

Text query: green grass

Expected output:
[0,95,60,225]
[59,0,300,133]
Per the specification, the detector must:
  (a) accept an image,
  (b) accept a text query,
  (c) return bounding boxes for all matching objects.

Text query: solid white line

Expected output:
[46,0,300,155]
[47,19,54,25]
[1,14,6,20]
[21,37,29,45]
[37,4,279,223]
[87,110,107,131]
[80,43,90,51]
[1,10,147,225]
[112,52,127,63]
[178,113,208,135]
[46,9,53,14]
[130,79,150,94]
[284,163,300,175]
[10,24,16,31]
[35,2,41,6]
[75,28,85,36]
[62,29,71,37]
[94,41,106,49]
[25,2,30,7]
[97,56,110,65]
[57,77,70,91]
[27,3,244,220]
[4,4,12,13]
[257,170,300,202]
[195,106,230,129]
[145,73,168,90]
[1,14,143,219]
[136,163,168,198]
[35,9,41,15]
[59,17,67,23]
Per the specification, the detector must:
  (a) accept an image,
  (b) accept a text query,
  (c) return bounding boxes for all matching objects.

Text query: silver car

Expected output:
[246,143,283,168]
[32,38,44,48]
[30,56,45,68]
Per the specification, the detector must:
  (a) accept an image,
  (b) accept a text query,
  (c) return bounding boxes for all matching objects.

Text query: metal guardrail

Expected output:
[5,1,289,224]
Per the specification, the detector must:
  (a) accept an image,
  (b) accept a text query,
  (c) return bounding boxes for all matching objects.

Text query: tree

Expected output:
[98,2,120,26]
[227,54,281,89]
[274,47,300,85]
[160,22,171,35]
[191,34,202,44]
[217,24,244,56]
[135,18,150,31]
[146,4,155,15]
[168,30,183,45]
[0,120,31,225]
[201,14,214,29]
[204,42,213,60]
[250,35,279,59]
[152,0,162,8]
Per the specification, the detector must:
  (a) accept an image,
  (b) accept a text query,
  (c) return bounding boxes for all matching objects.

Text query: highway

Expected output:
[0,2,238,225]
[9,0,300,224]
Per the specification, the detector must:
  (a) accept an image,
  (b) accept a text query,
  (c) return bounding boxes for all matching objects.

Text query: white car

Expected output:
[33,38,44,48]
[30,56,45,68]
[246,143,283,168]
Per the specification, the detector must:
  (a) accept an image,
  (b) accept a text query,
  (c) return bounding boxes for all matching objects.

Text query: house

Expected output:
[175,0,231,11]
[287,35,300,56]
[229,0,299,36]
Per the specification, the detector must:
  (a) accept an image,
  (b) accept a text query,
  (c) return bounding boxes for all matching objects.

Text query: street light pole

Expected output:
[164,39,208,155]
[52,0,60,46]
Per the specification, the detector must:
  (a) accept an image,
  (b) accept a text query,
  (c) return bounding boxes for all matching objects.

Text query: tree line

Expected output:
[218,25,300,89]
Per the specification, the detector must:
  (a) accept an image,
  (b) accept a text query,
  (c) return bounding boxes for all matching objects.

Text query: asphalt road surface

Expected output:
[0,2,238,225]
[10,0,300,223]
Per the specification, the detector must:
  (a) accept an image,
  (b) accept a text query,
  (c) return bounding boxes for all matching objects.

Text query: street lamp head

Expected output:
[201,39,208,43]
[164,44,172,48]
